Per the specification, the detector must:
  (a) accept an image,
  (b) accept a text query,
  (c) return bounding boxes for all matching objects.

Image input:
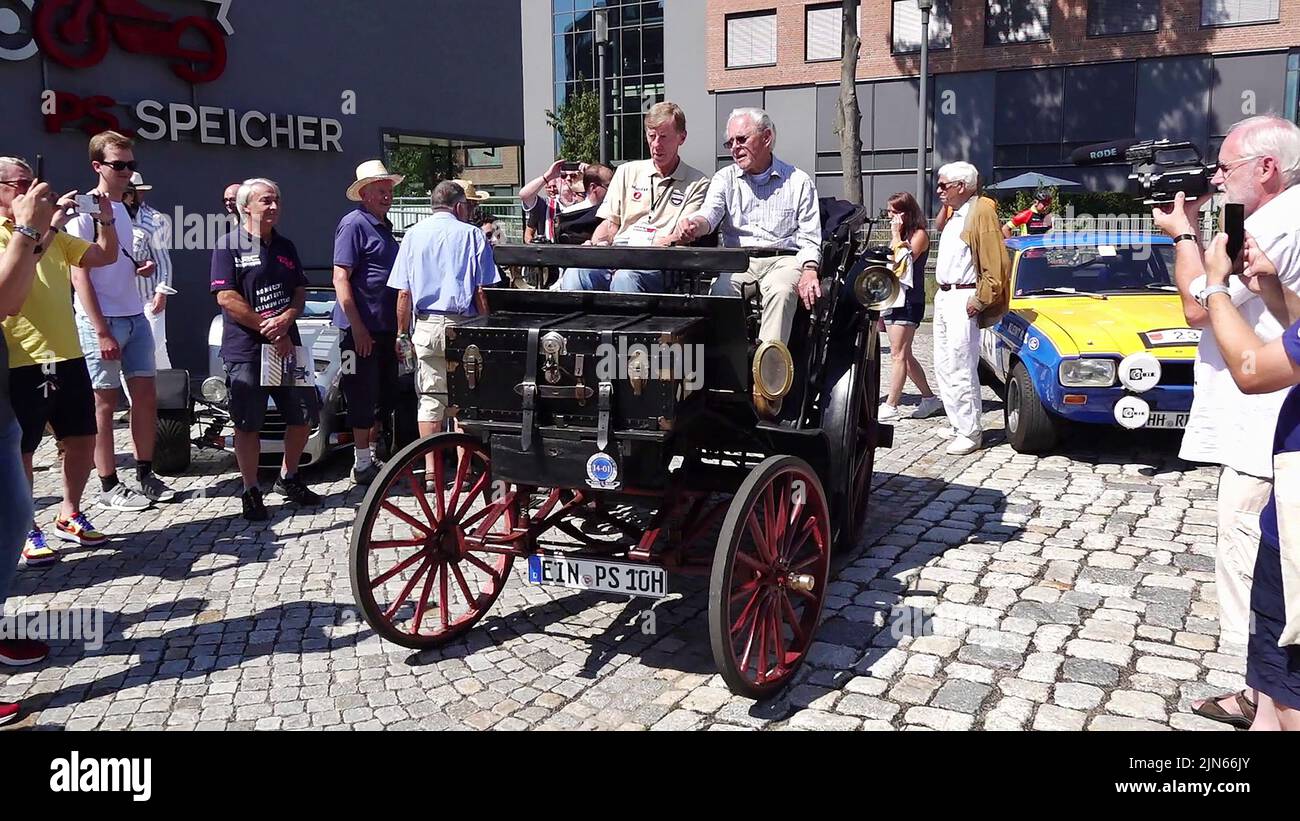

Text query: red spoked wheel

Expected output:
[349,432,518,649]
[709,456,831,699]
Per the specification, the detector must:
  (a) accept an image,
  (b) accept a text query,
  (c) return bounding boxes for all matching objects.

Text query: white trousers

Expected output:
[932,288,982,440]
[146,305,172,370]
[1215,465,1269,647]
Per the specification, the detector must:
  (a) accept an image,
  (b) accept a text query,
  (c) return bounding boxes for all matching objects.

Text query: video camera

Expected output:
[1070,138,1214,206]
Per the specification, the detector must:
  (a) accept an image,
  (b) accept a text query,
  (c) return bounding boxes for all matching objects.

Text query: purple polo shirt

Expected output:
[331,206,400,334]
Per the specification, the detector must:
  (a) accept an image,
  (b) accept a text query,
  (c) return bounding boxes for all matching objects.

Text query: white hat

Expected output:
[128,171,152,191]
[347,160,405,201]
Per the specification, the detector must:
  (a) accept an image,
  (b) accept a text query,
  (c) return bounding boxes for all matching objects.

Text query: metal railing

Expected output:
[390,196,525,242]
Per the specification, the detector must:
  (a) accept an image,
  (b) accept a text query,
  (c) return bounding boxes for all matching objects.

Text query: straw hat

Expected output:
[347,160,405,201]
[450,179,491,202]
[128,171,152,192]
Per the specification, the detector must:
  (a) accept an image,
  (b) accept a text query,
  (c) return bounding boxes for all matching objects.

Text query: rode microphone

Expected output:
[1069,139,1141,166]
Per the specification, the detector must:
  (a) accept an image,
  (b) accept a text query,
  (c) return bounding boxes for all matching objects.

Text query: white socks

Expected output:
[354,447,373,470]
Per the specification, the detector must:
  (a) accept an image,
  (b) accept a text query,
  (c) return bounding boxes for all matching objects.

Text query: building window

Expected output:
[1087,0,1159,36]
[806,3,843,62]
[1202,0,1279,26]
[986,1,1051,45]
[892,0,952,54]
[466,147,503,169]
[726,11,777,68]
[552,1,666,163]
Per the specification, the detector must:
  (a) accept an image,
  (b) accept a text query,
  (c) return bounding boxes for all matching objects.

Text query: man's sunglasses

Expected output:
[0,179,34,193]
[722,133,758,151]
[98,160,138,172]
[936,181,961,191]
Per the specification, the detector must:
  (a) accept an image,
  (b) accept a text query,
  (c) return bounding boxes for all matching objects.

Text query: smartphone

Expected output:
[35,154,44,182]
[561,161,581,172]
[74,192,98,214]
[1223,202,1245,262]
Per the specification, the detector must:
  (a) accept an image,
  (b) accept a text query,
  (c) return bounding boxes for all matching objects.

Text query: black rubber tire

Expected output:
[153,415,192,475]
[349,432,514,650]
[1005,361,1059,454]
[820,320,878,553]
[709,455,831,700]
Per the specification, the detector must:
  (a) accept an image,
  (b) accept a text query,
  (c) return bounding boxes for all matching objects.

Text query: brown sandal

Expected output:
[1192,690,1256,729]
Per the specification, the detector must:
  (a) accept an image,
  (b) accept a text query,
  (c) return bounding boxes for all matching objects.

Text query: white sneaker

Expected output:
[935,426,956,439]
[912,396,944,419]
[945,435,981,456]
[878,403,900,421]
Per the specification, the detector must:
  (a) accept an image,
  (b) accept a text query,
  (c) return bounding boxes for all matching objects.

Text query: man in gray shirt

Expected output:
[678,107,822,345]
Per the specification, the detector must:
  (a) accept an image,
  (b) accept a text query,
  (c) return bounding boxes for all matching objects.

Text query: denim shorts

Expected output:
[76,312,156,389]
[224,361,320,434]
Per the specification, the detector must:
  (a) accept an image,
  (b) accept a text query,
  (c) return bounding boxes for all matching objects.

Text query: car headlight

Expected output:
[1059,358,1116,387]
[201,376,228,406]
[851,260,900,311]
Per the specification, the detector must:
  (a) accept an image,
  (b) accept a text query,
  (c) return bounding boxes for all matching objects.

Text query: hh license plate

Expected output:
[1145,412,1189,430]
[527,555,666,599]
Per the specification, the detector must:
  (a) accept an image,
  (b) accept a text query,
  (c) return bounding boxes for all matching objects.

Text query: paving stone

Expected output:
[904,706,974,731]
[1106,690,1168,721]
[1033,704,1086,731]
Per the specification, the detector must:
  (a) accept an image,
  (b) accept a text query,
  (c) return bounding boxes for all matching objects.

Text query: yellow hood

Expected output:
[1013,294,1199,359]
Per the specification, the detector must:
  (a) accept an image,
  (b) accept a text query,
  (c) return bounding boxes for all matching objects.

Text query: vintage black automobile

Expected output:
[348,201,900,698]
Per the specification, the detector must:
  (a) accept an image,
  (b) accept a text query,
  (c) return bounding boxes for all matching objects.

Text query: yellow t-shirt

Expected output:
[597,158,710,244]
[0,222,92,368]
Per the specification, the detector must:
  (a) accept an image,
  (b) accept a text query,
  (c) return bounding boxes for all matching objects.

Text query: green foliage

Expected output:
[546,88,600,164]
[384,145,464,199]
[994,186,1147,220]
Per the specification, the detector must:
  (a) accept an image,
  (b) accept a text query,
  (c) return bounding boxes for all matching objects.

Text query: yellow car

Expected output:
[979,233,1197,453]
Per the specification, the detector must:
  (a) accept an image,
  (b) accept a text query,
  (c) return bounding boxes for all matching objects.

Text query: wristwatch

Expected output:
[13,224,41,243]
[1196,284,1232,309]
[1173,233,1197,245]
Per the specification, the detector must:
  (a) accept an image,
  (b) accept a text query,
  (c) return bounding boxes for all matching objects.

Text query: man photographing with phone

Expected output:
[67,131,176,513]
[1152,114,1300,728]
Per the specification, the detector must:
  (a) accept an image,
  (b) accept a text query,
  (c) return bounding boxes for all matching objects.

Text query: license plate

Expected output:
[527,555,667,599]
[1145,412,1189,430]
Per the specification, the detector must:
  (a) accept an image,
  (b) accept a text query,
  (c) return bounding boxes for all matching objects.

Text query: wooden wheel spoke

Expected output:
[381,555,432,622]
[783,516,817,565]
[366,537,427,550]
[738,594,762,673]
[381,500,433,535]
[730,585,763,638]
[734,549,766,574]
[431,452,447,520]
[454,470,493,521]
[755,597,770,682]
[445,451,473,520]
[410,559,440,635]
[779,591,808,648]
[406,468,439,531]
[769,600,786,669]
[729,577,761,605]
[744,510,774,565]
[462,552,501,582]
[450,560,477,606]
[370,549,427,590]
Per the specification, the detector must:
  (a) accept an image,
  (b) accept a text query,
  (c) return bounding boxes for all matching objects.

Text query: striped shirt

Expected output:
[131,202,174,303]
[695,157,822,268]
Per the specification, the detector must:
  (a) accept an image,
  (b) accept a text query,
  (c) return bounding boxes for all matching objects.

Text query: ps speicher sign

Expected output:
[3,0,344,152]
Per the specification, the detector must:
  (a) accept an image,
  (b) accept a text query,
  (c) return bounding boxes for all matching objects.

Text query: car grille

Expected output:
[262,409,319,437]
[1157,362,1194,387]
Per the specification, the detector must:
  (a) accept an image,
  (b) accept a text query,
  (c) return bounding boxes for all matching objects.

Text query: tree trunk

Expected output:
[837,0,862,205]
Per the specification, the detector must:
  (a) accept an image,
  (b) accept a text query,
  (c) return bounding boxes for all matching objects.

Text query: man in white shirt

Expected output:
[68,131,175,511]
[678,107,822,345]
[1153,114,1300,725]
[123,172,175,369]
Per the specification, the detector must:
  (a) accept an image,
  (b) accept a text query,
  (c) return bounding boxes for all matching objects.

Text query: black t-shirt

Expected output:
[556,204,601,245]
[210,228,308,364]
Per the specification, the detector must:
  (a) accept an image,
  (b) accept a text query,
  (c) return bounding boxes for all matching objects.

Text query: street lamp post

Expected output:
[916,0,932,210]
[594,9,611,165]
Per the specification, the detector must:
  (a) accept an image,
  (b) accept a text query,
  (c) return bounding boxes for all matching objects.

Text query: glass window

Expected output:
[1202,0,1279,26]
[726,11,777,68]
[986,1,1051,45]
[806,3,843,62]
[892,0,952,54]
[1087,0,1159,35]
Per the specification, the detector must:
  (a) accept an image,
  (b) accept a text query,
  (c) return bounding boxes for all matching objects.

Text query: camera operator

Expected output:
[1152,114,1300,727]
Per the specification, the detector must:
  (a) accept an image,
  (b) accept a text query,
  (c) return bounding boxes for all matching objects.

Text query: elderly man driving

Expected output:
[678,107,822,345]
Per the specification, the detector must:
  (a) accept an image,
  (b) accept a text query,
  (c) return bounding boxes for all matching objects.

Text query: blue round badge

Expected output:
[586,453,619,488]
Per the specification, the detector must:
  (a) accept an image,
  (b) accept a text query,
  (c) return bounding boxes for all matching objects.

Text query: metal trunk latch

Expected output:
[628,348,649,396]
[463,345,483,390]
[597,382,613,452]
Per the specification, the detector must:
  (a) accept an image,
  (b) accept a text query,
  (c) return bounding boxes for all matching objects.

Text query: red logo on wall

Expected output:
[33,0,228,84]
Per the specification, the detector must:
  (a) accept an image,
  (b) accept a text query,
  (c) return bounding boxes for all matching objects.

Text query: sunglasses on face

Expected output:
[936,181,960,192]
[722,133,758,151]
[0,179,34,193]
[98,160,138,172]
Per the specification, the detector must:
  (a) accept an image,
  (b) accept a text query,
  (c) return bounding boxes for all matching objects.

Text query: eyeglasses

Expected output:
[722,133,758,151]
[0,179,34,193]
[936,181,960,192]
[98,160,138,172]
[1215,155,1263,177]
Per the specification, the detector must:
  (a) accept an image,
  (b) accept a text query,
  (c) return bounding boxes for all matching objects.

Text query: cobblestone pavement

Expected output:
[3,323,1238,731]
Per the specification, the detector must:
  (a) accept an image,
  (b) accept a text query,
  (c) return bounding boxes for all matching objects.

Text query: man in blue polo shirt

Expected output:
[210,178,322,521]
[333,161,403,486]
[388,181,498,472]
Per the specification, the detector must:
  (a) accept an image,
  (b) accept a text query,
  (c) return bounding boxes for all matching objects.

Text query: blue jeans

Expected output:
[76,312,157,389]
[0,417,33,614]
[559,268,664,293]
